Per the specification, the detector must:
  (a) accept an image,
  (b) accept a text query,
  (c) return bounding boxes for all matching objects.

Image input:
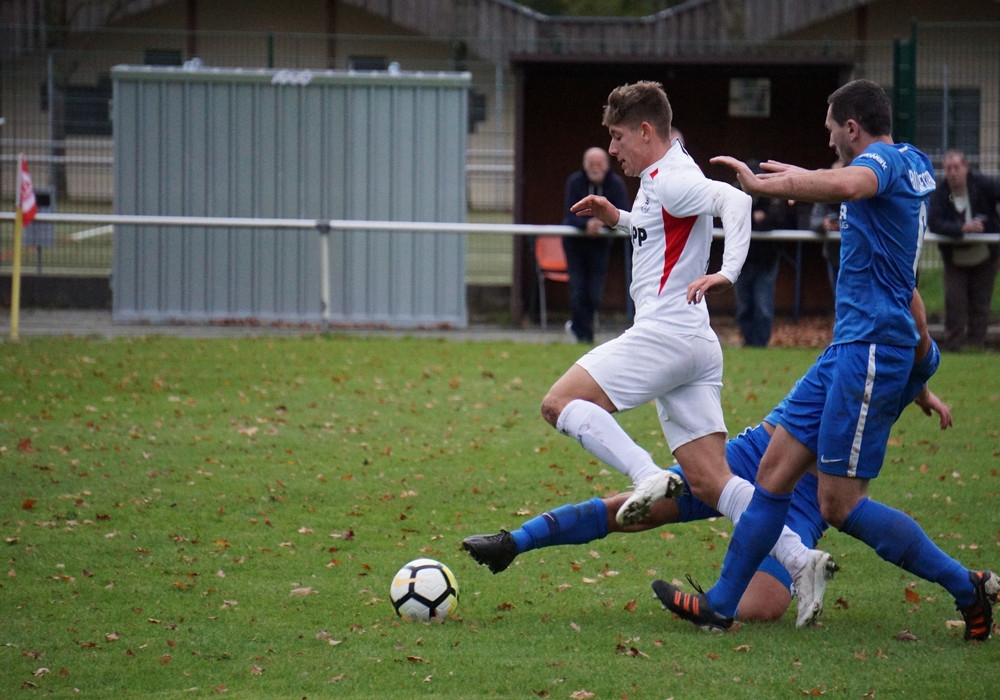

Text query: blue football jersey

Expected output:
[833,142,935,346]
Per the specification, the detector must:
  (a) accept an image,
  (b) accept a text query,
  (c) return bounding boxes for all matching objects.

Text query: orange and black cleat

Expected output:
[959,570,999,642]
[652,576,733,632]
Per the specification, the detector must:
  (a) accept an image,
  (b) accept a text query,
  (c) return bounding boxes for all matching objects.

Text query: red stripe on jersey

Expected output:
[650,168,659,179]
[658,208,697,295]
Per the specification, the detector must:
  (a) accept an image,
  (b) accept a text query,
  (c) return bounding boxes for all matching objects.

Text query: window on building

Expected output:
[468,90,486,134]
[348,56,387,71]
[144,49,183,66]
[916,88,980,162]
[64,74,112,136]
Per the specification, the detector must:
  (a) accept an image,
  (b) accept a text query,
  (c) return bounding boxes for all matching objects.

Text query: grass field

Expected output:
[1,334,998,698]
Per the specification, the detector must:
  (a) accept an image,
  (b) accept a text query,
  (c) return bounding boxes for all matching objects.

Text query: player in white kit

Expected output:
[541,82,792,572]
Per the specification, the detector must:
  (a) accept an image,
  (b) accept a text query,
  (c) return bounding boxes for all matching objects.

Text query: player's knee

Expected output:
[540,393,562,427]
[740,573,791,622]
[819,500,850,529]
[736,595,787,622]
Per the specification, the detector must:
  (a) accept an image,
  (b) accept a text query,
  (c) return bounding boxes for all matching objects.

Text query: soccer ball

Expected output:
[389,558,459,622]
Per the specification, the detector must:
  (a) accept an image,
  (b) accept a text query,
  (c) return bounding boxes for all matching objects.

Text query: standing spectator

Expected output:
[809,160,844,298]
[928,149,1000,351]
[561,147,630,342]
[735,160,795,347]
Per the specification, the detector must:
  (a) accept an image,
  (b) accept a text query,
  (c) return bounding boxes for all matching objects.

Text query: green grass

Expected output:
[1,335,998,698]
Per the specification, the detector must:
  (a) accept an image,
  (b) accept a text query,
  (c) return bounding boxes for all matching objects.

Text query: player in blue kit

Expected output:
[654,79,999,641]
[464,291,952,624]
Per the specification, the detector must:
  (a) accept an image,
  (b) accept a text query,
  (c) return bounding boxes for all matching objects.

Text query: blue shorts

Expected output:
[779,342,914,479]
[669,423,827,593]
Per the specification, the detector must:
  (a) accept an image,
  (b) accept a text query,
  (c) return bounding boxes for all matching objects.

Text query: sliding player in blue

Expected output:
[465,292,951,625]
[656,79,998,641]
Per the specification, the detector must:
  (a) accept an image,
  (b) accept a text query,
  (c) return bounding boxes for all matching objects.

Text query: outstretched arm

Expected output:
[710,156,878,203]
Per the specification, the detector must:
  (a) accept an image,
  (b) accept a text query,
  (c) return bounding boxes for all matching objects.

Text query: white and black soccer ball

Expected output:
[389,558,459,622]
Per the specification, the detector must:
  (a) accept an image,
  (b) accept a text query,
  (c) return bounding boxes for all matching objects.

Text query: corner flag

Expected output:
[19,154,38,225]
[10,153,38,340]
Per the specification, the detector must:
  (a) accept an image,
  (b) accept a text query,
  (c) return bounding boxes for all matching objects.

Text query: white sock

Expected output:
[555,399,659,483]
[717,476,810,579]
[716,476,754,522]
[771,528,810,580]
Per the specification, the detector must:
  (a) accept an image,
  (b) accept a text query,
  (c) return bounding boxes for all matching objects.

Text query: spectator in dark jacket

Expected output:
[561,147,630,342]
[928,150,1000,351]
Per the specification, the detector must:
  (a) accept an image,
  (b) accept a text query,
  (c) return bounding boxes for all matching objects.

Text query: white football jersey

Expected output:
[615,141,751,331]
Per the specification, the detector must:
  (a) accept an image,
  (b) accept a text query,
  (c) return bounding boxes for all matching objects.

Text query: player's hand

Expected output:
[914,388,953,430]
[710,156,765,195]
[686,272,731,304]
[758,160,810,177]
[570,195,619,229]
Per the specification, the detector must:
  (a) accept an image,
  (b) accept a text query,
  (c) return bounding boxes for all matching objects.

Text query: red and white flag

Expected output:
[18,154,38,226]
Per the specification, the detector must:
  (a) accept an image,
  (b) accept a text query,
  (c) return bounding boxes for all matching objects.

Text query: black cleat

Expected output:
[652,576,733,632]
[462,530,518,574]
[959,570,999,641]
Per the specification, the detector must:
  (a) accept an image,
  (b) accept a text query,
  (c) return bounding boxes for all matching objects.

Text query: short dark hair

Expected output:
[828,79,892,137]
[602,81,672,138]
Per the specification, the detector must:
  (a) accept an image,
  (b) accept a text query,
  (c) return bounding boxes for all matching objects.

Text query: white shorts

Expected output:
[575,321,727,451]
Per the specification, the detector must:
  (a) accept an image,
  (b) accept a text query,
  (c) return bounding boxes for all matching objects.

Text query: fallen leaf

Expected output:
[624,599,638,613]
[570,690,595,700]
[289,586,314,597]
[904,587,920,604]
[895,630,919,642]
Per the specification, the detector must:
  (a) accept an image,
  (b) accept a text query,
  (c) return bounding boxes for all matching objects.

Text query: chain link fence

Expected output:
[2,23,998,300]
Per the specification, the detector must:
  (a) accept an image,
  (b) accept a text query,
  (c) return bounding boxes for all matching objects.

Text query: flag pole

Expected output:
[11,204,24,341]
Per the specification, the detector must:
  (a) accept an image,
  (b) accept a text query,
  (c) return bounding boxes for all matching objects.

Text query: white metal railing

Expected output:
[5,211,995,243]
[3,211,996,323]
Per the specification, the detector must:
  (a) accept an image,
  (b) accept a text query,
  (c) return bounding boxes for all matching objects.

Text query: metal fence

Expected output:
[1,24,998,284]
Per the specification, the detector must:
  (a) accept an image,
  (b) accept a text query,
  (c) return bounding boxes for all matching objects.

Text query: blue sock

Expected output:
[510,498,609,553]
[706,483,791,617]
[839,497,974,606]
